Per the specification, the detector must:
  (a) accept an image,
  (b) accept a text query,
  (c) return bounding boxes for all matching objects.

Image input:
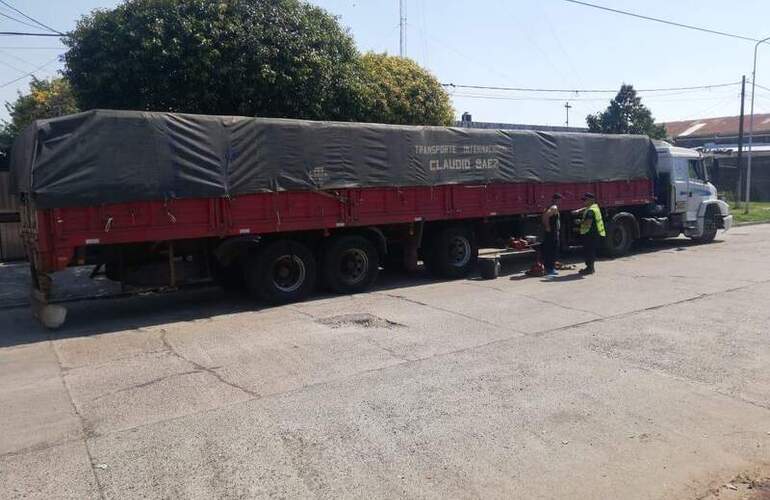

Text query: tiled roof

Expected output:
[663,114,770,139]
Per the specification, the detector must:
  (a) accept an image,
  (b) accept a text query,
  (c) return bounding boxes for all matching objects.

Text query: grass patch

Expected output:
[731,202,770,224]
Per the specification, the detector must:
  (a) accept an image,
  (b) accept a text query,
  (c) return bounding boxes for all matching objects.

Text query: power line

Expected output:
[0,0,62,35]
[0,54,26,73]
[749,80,770,94]
[0,55,60,88]
[0,31,62,37]
[442,81,741,94]
[560,0,760,43]
[0,45,63,49]
[0,9,45,31]
[0,48,41,70]
[0,31,63,37]
[449,91,739,103]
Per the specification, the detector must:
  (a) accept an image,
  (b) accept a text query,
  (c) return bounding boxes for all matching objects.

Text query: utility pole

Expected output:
[399,0,407,57]
[746,35,770,214]
[564,102,572,127]
[735,75,746,208]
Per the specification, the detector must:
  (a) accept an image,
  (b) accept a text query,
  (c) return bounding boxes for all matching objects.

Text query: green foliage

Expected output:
[586,84,667,139]
[64,0,453,126]
[64,0,358,120]
[356,52,453,126]
[0,77,79,167]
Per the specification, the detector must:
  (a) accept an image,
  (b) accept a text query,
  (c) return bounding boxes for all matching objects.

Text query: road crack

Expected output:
[49,340,107,500]
[376,292,508,329]
[89,370,203,402]
[160,329,261,398]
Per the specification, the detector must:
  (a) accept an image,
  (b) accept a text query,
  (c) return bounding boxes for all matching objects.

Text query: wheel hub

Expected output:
[448,236,471,267]
[339,249,369,285]
[271,255,306,293]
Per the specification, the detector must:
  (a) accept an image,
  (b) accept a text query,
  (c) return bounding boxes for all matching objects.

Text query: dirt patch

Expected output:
[317,313,404,329]
[699,473,770,500]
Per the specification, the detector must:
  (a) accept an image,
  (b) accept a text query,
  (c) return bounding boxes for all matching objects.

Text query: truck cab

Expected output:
[653,141,733,242]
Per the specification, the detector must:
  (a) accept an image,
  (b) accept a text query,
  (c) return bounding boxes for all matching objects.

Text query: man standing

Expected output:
[578,193,605,275]
[541,193,562,277]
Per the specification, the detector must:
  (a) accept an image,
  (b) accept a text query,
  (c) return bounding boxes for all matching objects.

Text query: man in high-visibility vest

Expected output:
[578,192,605,275]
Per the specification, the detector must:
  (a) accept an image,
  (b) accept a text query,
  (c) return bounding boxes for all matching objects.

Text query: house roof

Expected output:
[454,120,588,132]
[663,113,770,139]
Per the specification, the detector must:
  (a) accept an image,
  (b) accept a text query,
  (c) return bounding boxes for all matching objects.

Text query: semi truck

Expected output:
[10,110,732,328]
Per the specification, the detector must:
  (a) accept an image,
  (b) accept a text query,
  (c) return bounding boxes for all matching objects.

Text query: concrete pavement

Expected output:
[1,226,770,499]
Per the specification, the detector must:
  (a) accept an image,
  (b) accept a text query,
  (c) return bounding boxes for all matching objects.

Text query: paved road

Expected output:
[2,226,770,499]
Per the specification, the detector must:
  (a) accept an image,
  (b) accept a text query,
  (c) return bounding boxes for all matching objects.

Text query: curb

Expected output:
[734,220,770,227]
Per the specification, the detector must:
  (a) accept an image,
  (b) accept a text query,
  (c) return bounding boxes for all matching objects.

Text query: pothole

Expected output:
[317,313,404,329]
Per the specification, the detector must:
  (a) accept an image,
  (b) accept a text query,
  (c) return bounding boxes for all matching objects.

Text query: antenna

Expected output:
[399,0,407,57]
[564,101,572,127]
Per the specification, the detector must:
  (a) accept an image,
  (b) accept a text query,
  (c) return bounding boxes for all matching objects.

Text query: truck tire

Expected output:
[424,225,478,279]
[212,258,247,292]
[692,206,719,243]
[247,240,317,304]
[322,235,380,294]
[602,216,634,257]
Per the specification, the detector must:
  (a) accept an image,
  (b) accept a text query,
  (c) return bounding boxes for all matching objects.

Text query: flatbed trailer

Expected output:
[12,111,730,328]
[24,180,653,274]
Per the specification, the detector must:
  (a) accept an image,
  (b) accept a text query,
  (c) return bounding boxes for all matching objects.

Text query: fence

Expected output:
[0,172,24,261]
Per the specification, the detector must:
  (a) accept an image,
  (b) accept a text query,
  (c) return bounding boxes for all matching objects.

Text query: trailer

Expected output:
[10,111,731,328]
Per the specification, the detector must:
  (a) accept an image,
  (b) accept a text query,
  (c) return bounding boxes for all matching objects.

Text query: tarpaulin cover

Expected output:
[11,109,657,208]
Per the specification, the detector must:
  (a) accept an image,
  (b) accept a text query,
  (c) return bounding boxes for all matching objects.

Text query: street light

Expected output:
[744,35,770,214]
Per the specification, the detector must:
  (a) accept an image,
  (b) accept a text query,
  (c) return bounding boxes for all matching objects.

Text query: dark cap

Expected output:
[581,192,595,200]
[552,193,562,200]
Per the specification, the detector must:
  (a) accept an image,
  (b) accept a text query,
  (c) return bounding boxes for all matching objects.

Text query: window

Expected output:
[674,159,689,182]
[687,159,706,181]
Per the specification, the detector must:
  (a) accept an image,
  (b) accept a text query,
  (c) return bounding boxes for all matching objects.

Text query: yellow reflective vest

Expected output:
[579,203,606,237]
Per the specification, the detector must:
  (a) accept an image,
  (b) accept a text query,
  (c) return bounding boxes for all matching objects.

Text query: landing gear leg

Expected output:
[30,265,67,329]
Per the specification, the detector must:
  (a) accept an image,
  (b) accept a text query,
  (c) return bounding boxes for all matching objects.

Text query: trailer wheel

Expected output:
[212,258,246,292]
[247,240,317,304]
[322,235,380,294]
[603,217,633,257]
[424,226,478,278]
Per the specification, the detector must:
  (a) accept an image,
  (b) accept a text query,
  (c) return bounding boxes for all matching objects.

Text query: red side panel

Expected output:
[29,179,653,273]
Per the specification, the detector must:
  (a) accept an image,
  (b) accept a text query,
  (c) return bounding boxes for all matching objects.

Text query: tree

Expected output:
[356,52,453,126]
[0,77,79,168]
[64,0,362,120]
[586,84,666,139]
[63,1,454,126]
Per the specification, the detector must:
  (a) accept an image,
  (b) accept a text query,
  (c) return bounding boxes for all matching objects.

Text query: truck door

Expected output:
[672,158,689,214]
[686,158,709,221]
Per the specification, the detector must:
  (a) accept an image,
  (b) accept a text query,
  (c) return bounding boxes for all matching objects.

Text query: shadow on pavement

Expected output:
[0,236,725,347]
[541,274,586,282]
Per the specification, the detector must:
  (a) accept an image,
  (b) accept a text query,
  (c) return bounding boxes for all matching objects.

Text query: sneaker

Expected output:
[547,270,559,277]
[578,267,595,275]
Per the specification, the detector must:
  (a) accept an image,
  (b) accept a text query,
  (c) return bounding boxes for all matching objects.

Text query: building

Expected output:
[663,114,770,201]
[455,112,588,133]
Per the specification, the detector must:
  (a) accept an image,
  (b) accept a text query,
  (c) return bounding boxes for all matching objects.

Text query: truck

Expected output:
[10,110,732,328]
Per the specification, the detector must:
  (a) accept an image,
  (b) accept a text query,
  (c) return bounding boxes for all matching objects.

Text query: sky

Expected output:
[3,0,770,127]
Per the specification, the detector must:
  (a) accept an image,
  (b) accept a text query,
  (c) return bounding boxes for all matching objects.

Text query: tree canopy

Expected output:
[586,84,666,139]
[63,0,452,126]
[64,0,362,120]
[356,53,453,126]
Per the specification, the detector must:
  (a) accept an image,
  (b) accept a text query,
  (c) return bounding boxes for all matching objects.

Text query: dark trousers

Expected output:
[582,234,599,271]
[542,235,558,272]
